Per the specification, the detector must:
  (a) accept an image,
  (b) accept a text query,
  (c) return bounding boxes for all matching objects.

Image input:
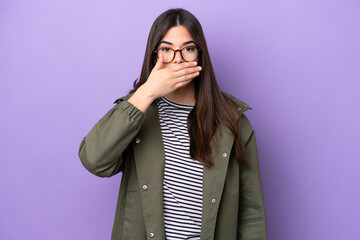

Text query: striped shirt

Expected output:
[156,96,203,240]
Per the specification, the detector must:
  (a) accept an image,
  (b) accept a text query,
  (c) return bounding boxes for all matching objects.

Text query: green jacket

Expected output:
[78,93,267,240]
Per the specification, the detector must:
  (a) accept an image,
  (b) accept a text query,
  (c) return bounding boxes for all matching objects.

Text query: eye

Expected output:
[160,47,171,52]
[184,46,196,52]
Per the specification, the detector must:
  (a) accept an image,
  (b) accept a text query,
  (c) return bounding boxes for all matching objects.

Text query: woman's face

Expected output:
[157,25,198,66]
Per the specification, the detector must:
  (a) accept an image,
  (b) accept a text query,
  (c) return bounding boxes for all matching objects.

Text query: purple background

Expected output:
[1,1,359,239]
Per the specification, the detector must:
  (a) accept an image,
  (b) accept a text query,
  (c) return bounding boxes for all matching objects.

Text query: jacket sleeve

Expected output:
[78,97,145,178]
[237,114,268,239]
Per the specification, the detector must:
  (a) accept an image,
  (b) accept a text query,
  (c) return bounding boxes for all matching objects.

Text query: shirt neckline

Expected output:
[160,96,195,110]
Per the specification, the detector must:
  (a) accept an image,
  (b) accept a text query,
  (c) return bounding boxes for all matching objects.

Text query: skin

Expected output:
[128,25,202,112]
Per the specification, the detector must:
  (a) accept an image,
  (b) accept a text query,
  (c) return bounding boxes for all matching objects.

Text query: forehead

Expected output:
[160,25,193,43]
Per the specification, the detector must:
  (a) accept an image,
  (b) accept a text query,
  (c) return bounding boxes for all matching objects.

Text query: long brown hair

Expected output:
[130,8,249,168]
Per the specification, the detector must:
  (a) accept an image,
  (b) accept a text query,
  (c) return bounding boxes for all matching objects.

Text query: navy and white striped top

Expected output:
[156,96,203,240]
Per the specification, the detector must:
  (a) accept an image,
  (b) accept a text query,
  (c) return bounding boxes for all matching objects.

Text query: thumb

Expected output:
[154,52,165,70]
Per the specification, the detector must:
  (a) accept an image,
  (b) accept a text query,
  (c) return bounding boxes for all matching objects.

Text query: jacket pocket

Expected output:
[122,192,135,239]
[122,191,146,239]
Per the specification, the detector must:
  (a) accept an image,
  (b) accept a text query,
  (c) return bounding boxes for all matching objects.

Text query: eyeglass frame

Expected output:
[153,45,202,64]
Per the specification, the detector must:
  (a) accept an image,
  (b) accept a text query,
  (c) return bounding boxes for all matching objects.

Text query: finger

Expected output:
[174,78,194,88]
[170,61,198,72]
[154,52,165,70]
[173,66,202,78]
[174,71,200,83]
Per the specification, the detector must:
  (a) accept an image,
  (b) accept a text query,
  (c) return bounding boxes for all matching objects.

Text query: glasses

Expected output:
[154,46,201,64]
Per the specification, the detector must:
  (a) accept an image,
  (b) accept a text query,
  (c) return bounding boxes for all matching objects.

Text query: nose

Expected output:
[173,50,184,63]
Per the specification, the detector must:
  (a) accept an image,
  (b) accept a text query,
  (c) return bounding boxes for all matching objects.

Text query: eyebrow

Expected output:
[159,40,196,46]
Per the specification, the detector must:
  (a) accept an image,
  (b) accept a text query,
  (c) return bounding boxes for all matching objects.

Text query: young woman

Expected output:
[78,8,267,240]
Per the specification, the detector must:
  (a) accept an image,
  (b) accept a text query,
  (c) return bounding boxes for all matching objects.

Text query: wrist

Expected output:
[127,85,155,113]
[137,85,156,102]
